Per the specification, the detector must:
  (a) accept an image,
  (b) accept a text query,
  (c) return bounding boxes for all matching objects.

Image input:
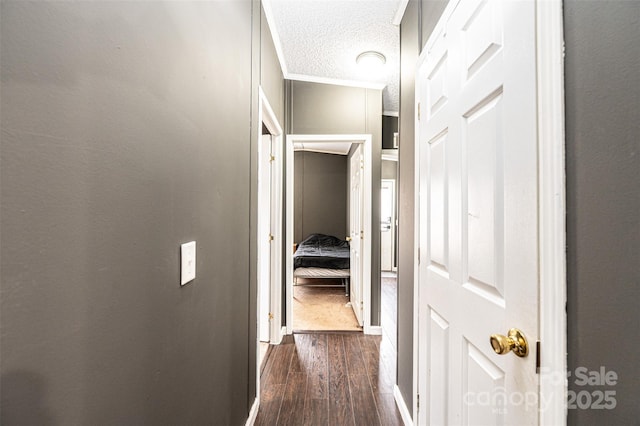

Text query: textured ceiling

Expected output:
[266,0,402,113]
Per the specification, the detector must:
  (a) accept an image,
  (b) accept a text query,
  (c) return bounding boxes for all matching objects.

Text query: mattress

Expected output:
[293,234,350,269]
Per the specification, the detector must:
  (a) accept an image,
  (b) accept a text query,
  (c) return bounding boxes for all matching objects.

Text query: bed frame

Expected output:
[293,267,350,296]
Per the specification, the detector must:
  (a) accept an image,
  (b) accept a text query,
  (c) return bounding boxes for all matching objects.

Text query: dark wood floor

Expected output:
[256,332,402,426]
[256,273,401,425]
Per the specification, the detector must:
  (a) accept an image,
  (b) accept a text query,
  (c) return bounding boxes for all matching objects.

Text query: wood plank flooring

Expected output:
[257,273,401,426]
[255,332,402,426]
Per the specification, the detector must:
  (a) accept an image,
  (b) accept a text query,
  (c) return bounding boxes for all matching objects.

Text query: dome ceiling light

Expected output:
[356,51,386,69]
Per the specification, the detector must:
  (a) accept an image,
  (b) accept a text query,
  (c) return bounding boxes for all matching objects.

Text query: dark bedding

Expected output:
[294,234,350,269]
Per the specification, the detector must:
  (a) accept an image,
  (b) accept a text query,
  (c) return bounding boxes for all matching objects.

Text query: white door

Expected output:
[349,145,364,326]
[258,134,272,342]
[417,0,539,424]
[381,179,396,272]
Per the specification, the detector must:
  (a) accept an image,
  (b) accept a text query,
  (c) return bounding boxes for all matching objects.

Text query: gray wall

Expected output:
[382,115,399,149]
[294,152,348,243]
[564,1,640,424]
[289,81,371,135]
[261,7,285,126]
[257,5,289,327]
[397,0,418,412]
[397,0,447,413]
[246,2,286,408]
[288,80,383,326]
[382,160,398,180]
[420,0,448,51]
[0,1,283,424]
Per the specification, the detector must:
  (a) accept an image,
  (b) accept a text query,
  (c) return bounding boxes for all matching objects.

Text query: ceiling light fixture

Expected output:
[356,51,386,68]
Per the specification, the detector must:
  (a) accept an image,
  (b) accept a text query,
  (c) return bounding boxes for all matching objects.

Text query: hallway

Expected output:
[255,332,402,425]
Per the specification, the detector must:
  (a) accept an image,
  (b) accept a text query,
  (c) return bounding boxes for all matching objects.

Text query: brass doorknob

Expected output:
[489,328,529,357]
[346,236,352,241]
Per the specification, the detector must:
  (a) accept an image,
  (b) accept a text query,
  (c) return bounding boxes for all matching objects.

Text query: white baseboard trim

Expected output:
[245,397,259,426]
[364,325,383,335]
[394,385,413,426]
[270,326,286,345]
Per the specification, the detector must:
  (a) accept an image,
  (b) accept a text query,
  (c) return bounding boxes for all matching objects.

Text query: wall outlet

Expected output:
[181,241,196,285]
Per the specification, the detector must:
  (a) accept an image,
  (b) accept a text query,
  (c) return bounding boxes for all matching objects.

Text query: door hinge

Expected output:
[268,312,274,320]
[417,393,420,410]
[417,102,421,121]
[418,248,421,264]
[536,341,541,374]
[269,155,275,163]
[268,233,274,242]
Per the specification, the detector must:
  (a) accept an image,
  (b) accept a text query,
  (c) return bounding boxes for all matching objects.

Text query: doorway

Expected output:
[291,146,357,331]
[381,179,396,272]
[285,134,374,334]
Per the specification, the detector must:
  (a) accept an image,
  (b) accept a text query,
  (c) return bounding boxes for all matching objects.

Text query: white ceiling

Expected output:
[293,141,353,156]
[265,0,404,113]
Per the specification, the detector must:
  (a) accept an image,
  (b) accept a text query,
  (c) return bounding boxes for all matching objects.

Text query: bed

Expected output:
[293,234,351,295]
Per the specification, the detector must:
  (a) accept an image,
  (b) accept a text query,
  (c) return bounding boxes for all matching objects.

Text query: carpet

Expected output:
[292,281,361,331]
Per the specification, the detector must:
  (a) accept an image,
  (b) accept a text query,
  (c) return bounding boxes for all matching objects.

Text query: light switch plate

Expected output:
[181,241,196,285]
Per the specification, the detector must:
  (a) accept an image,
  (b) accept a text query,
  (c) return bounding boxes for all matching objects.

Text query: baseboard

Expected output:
[394,385,413,426]
[245,397,259,426]
[270,326,286,345]
[364,325,383,335]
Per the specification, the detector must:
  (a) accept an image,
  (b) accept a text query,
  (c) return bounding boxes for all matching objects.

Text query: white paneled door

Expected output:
[381,179,396,272]
[349,145,364,326]
[417,0,540,424]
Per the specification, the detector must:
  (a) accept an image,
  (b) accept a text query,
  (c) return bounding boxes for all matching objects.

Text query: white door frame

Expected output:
[411,0,566,424]
[381,179,396,272]
[258,133,273,343]
[349,144,365,326]
[285,134,374,334]
[258,87,283,346]
[255,88,283,418]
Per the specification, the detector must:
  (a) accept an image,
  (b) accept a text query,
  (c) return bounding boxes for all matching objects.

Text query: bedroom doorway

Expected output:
[285,134,373,334]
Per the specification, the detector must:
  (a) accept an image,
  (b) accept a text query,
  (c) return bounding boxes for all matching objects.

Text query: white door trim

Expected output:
[259,87,283,346]
[381,179,396,272]
[258,133,272,343]
[349,144,365,326]
[255,87,283,416]
[411,0,567,422]
[536,0,567,423]
[285,134,373,335]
